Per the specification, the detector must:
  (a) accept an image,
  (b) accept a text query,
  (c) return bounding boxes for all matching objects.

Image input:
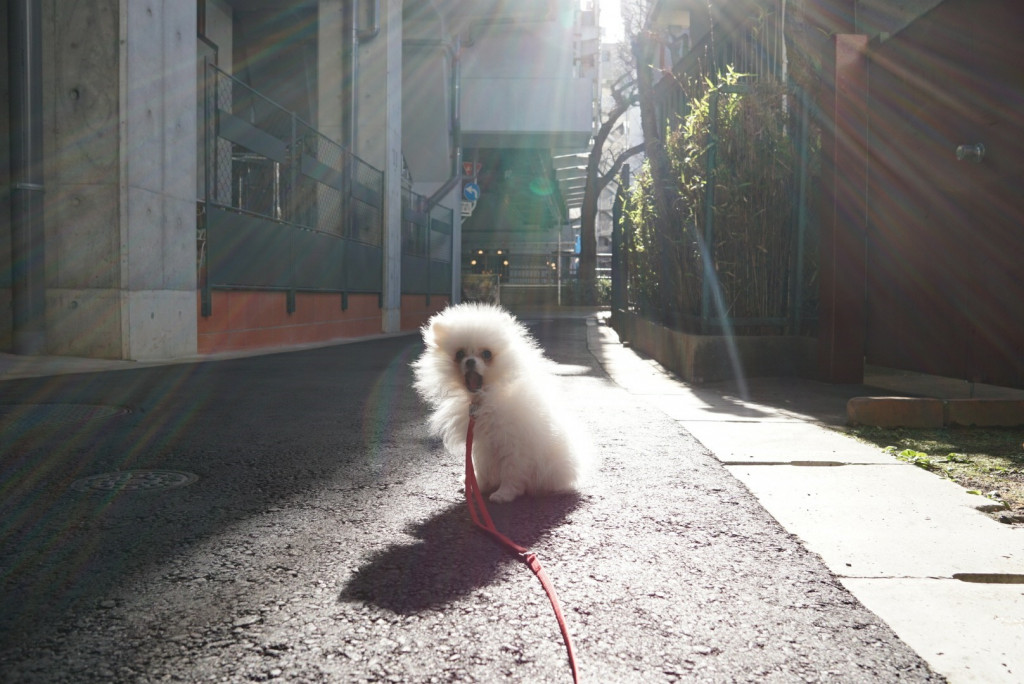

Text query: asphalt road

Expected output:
[0,315,940,682]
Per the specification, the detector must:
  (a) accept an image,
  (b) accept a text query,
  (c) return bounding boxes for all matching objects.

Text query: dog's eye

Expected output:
[455,350,465,363]
[481,349,493,362]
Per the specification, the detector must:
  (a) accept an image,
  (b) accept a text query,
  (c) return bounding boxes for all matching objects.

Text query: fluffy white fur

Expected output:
[412,303,590,503]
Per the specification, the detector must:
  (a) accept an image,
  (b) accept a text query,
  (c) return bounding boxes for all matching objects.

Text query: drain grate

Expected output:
[70,470,199,492]
[0,403,129,429]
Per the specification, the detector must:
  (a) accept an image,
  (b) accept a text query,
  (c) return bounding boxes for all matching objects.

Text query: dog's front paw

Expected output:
[489,484,523,503]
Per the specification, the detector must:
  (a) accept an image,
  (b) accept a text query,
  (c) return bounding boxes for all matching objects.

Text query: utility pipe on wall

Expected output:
[8,0,46,354]
[341,1,357,152]
[342,0,381,154]
[357,0,381,41]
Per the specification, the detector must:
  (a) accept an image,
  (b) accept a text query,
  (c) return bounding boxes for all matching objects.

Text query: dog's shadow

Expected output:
[339,492,582,614]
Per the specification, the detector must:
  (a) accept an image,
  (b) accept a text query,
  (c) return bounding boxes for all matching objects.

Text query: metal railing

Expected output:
[198,62,385,315]
[401,186,453,298]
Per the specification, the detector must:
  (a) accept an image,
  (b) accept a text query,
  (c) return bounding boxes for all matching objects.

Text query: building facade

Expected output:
[1,0,598,360]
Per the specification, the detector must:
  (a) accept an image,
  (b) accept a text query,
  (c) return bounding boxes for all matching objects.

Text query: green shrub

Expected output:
[623,68,818,332]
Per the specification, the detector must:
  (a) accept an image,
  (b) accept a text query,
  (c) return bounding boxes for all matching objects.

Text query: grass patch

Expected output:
[846,426,1024,523]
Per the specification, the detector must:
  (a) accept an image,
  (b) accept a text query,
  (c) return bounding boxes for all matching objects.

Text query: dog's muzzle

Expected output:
[465,369,483,392]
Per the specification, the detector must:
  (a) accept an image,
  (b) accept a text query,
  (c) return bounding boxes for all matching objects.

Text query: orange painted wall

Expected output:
[197,291,384,354]
[401,294,450,332]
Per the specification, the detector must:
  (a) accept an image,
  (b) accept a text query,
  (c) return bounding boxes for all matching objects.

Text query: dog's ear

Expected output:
[427,320,448,346]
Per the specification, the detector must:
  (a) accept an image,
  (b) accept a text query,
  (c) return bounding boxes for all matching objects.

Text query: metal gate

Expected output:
[864,0,1024,387]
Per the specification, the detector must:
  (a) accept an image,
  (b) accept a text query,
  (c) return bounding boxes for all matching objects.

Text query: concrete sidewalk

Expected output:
[586,316,1024,684]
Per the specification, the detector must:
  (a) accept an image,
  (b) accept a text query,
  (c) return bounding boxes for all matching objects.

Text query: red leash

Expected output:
[464,414,580,683]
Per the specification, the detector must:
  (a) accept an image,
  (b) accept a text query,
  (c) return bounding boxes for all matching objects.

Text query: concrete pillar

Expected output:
[449,186,462,304]
[117,0,198,359]
[43,0,197,360]
[357,0,402,333]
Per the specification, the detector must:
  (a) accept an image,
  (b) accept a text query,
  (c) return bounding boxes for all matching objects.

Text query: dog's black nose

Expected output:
[465,357,476,370]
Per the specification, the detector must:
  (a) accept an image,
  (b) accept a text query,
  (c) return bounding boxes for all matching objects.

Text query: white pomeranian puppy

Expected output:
[412,303,590,503]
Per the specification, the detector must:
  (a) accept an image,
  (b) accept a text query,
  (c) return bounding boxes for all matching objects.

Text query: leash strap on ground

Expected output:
[465,415,580,683]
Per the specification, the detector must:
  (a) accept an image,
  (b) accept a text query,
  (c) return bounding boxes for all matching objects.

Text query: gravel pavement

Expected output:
[0,314,940,682]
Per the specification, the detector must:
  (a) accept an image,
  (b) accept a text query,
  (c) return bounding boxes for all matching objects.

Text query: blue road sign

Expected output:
[463,182,480,202]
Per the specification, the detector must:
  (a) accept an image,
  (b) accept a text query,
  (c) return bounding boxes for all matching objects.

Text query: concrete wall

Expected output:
[33,0,197,360]
[206,1,232,77]
[461,18,574,79]
[459,17,592,148]
[611,310,817,384]
[402,2,453,183]
[402,43,453,183]
[461,77,593,147]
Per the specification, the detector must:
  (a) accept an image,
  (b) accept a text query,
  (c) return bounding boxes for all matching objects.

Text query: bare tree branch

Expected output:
[577,77,638,302]
[599,142,645,189]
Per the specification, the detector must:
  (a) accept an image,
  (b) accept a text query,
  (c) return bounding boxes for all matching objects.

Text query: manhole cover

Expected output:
[0,403,129,429]
[70,470,199,492]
